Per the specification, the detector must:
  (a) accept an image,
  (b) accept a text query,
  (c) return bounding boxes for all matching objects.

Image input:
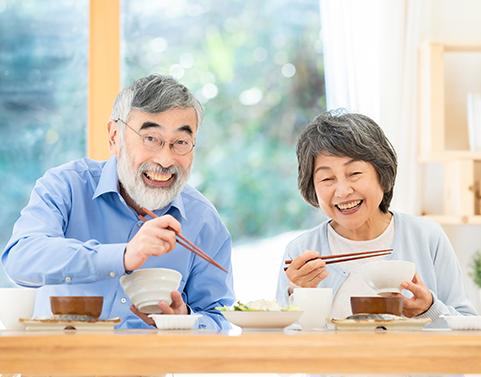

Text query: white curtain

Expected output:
[319,0,429,215]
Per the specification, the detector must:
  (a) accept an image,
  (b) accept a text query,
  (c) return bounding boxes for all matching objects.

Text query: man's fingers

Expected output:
[129,305,156,326]
[151,214,182,236]
[158,301,174,314]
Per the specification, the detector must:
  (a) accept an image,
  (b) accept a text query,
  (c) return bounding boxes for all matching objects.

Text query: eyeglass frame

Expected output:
[115,118,196,156]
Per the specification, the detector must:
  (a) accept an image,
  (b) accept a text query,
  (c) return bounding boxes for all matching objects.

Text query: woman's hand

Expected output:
[286,250,328,294]
[130,290,188,327]
[399,271,433,318]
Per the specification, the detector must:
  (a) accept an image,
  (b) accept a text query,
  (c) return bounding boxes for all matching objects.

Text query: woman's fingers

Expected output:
[287,250,328,288]
[401,272,433,317]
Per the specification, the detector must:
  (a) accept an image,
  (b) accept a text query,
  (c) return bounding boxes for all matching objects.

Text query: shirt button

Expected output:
[121,298,127,303]
[65,277,71,282]
[109,272,115,277]
[138,222,142,226]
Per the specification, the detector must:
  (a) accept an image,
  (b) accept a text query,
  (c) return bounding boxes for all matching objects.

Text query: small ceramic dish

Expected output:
[350,296,404,316]
[120,268,182,314]
[221,311,303,329]
[441,315,481,330]
[148,314,202,330]
[50,296,103,318]
[328,316,431,331]
[361,260,415,296]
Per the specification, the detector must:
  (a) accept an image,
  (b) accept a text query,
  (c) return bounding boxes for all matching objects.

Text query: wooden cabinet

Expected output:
[418,40,481,224]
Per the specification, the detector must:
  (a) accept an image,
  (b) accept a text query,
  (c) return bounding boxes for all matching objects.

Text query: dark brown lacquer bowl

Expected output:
[50,296,103,318]
[350,296,404,316]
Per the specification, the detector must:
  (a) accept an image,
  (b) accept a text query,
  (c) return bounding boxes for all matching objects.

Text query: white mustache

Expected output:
[138,163,181,176]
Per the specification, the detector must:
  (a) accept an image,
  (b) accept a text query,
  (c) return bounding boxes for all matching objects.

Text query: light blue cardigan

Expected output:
[276,211,478,328]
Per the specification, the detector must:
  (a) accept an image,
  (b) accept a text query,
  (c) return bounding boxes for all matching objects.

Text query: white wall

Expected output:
[424,0,481,312]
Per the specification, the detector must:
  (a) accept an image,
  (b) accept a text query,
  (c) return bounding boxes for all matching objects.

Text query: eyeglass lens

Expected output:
[143,133,194,155]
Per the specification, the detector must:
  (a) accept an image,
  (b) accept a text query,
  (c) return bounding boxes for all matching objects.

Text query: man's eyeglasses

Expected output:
[115,119,195,156]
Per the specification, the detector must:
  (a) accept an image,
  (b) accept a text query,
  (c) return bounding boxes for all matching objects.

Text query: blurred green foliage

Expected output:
[0,0,89,286]
[123,0,328,240]
[0,0,327,287]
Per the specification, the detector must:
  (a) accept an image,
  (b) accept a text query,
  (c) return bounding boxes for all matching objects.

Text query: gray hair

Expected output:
[297,109,397,213]
[110,74,204,132]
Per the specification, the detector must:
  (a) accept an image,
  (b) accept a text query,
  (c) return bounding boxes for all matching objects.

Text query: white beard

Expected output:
[116,137,192,211]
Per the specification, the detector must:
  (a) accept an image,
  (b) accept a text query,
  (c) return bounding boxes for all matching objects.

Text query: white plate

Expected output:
[148,314,202,330]
[441,315,481,330]
[328,317,431,331]
[221,311,303,329]
[19,317,121,331]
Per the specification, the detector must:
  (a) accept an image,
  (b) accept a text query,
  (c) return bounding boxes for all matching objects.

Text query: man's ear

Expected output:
[107,119,120,155]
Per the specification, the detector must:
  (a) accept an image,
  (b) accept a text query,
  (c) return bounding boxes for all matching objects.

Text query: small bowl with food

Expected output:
[50,296,104,318]
[350,296,404,316]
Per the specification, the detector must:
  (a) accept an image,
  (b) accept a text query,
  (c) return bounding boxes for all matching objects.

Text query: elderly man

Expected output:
[2,74,235,329]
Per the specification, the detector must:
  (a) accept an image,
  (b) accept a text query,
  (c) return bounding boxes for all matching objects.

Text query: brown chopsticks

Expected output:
[284,249,392,271]
[139,207,228,273]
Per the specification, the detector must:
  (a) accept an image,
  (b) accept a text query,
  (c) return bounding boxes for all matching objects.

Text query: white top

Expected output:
[327,216,395,319]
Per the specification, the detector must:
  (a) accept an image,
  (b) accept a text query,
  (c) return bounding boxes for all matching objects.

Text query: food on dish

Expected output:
[217,299,300,312]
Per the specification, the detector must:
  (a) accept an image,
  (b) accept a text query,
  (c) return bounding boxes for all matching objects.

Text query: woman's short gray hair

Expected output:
[110,74,204,132]
[297,109,397,213]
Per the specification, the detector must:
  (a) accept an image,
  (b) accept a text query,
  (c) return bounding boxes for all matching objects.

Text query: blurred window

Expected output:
[0,0,326,288]
[0,0,89,287]
[122,0,327,242]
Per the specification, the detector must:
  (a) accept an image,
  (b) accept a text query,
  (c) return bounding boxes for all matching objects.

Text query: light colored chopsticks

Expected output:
[284,249,392,271]
[139,207,228,273]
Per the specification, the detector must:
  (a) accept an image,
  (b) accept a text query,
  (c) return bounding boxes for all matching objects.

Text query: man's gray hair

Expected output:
[297,109,398,213]
[110,74,204,131]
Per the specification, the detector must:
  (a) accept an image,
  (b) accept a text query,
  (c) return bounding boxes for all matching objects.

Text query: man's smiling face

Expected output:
[108,107,198,212]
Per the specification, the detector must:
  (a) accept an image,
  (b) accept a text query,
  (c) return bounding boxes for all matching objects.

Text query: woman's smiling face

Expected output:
[313,154,388,239]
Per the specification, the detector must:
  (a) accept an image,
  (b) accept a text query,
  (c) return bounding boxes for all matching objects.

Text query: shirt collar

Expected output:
[93,155,119,200]
[92,155,187,221]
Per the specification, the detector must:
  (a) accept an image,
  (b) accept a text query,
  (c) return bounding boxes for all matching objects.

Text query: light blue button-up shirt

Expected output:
[2,156,235,329]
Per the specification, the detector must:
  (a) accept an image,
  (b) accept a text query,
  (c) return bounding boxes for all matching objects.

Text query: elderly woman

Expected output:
[276,110,477,327]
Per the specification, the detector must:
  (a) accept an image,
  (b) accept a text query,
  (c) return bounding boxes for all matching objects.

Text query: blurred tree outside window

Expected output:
[122,0,327,243]
[0,0,89,287]
[0,0,327,289]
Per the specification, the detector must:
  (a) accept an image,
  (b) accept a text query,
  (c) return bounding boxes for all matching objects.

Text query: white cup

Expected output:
[290,287,332,330]
[0,288,36,330]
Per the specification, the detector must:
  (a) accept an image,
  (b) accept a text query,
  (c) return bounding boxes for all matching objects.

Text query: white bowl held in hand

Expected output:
[120,268,182,314]
[0,288,36,330]
[361,260,415,296]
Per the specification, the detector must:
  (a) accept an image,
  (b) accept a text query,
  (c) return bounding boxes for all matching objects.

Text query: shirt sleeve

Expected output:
[414,225,479,327]
[1,169,126,287]
[182,231,236,330]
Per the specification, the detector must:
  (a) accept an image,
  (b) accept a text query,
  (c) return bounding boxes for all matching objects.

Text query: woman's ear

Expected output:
[107,120,120,155]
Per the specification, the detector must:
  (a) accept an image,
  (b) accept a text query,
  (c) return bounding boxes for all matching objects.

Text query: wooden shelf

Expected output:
[419,150,481,163]
[418,40,481,220]
[422,215,481,225]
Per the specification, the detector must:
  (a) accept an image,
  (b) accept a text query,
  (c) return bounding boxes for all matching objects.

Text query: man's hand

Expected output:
[286,250,328,294]
[130,290,188,327]
[397,271,433,318]
[124,215,181,271]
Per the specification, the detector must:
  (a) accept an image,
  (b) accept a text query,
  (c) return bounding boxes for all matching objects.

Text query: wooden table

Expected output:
[1,328,481,375]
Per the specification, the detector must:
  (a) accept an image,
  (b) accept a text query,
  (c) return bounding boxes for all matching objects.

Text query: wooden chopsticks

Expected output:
[139,207,228,273]
[284,249,392,271]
